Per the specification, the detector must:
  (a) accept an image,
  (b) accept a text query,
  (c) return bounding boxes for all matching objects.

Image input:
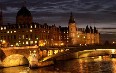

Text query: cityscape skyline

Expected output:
[0,0,116,42]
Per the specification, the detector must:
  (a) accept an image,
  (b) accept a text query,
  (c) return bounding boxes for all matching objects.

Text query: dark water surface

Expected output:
[0,58,116,73]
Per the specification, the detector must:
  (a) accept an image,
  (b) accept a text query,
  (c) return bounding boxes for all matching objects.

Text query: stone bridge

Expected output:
[0,46,67,67]
[0,44,116,67]
[39,44,116,61]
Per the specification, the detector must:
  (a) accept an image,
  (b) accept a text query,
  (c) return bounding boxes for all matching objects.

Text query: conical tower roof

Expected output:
[17,6,31,17]
[69,12,75,23]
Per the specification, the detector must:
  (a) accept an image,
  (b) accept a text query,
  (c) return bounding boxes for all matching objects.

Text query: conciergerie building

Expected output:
[0,5,99,47]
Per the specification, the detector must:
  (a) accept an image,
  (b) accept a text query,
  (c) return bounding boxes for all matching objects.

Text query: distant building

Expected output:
[59,12,99,45]
[68,13,99,45]
[0,5,100,47]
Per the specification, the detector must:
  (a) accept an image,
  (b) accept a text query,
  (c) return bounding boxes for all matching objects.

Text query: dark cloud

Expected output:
[0,0,116,28]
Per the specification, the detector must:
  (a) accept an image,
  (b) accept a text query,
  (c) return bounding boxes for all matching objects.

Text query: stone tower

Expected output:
[16,6,33,24]
[0,9,3,25]
[68,12,77,45]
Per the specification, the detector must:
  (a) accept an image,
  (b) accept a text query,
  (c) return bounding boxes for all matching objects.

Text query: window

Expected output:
[1,27,3,30]
[4,27,6,30]
[14,31,16,33]
[7,31,9,33]
[35,41,37,43]
[35,25,37,28]
[26,35,28,39]
[26,41,28,44]
[30,25,32,28]
[30,30,32,32]
[14,35,16,39]
[30,41,33,44]
[11,31,12,33]
[22,35,24,39]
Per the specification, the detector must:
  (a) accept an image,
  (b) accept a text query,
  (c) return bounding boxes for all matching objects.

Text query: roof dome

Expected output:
[17,6,31,16]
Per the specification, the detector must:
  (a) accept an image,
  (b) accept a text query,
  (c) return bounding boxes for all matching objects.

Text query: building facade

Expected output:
[0,6,100,47]
[68,13,99,45]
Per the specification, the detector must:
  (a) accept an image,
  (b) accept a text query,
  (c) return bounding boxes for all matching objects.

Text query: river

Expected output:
[0,57,116,73]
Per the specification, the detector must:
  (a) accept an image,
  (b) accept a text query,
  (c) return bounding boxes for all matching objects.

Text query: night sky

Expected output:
[0,0,116,42]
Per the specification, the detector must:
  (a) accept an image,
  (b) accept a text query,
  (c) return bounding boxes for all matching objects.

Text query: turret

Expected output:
[94,26,98,33]
[69,12,75,23]
[90,26,93,33]
[85,25,90,33]
[16,2,32,24]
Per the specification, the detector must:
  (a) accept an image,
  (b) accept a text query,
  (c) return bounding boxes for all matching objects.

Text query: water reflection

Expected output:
[0,58,116,73]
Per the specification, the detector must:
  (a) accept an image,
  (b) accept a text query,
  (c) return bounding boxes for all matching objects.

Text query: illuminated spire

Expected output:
[69,12,75,23]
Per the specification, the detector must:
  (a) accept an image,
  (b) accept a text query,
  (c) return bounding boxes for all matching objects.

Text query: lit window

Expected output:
[11,31,12,33]
[30,41,33,44]
[26,41,28,44]
[30,30,32,32]
[35,41,37,43]
[113,41,115,44]
[4,27,6,30]
[14,31,16,33]
[7,31,9,33]
[23,42,24,44]
[22,35,24,39]
[48,31,49,33]
[35,25,36,28]
[30,25,32,28]
[36,38,38,40]
[1,27,3,30]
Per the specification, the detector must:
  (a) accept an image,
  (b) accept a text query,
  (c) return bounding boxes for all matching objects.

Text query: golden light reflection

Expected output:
[60,43,64,46]
[112,49,116,54]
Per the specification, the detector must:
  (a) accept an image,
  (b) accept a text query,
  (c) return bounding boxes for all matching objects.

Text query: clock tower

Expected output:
[68,12,77,45]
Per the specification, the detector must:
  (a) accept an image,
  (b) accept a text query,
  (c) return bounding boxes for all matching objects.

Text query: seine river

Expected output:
[0,57,116,73]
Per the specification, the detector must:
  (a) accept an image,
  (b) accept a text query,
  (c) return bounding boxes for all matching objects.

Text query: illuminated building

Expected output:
[0,6,61,47]
[68,13,99,45]
[0,5,99,47]
[59,13,100,45]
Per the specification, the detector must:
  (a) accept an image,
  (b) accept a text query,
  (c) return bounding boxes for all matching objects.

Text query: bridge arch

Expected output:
[2,54,29,67]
